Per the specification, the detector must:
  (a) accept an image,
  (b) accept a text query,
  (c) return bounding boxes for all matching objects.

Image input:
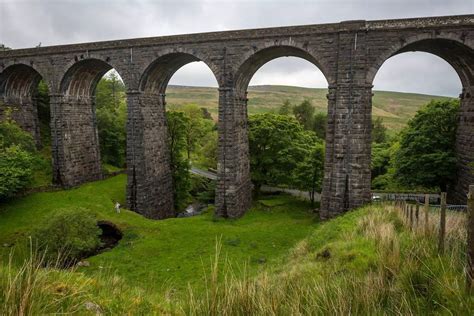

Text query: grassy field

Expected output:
[0,175,317,298]
[0,176,472,314]
[166,85,453,131]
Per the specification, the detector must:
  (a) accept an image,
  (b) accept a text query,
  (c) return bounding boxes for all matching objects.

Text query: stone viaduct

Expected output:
[1,15,473,219]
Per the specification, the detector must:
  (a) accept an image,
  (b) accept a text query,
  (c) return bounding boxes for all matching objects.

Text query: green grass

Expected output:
[1,177,472,314]
[166,85,452,131]
[0,175,317,298]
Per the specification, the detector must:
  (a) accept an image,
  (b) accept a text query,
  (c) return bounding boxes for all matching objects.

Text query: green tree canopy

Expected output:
[312,112,327,140]
[278,100,292,115]
[166,111,191,211]
[394,99,459,191]
[248,113,324,198]
[95,74,127,168]
[0,117,37,199]
[372,117,388,144]
[293,99,315,130]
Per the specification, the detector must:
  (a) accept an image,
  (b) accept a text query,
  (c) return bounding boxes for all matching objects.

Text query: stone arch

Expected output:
[0,63,50,147]
[0,63,45,101]
[233,44,333,94]
[367,36,474,87]
[139,51,220,94]
[60,58,123,96]
[368,36,474,203]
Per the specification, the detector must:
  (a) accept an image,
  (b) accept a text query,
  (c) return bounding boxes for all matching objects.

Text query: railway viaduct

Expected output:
[1,15,473,219]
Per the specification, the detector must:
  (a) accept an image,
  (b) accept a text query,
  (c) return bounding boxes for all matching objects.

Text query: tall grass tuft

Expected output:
[0,243,89,315]
[182,203,474,315]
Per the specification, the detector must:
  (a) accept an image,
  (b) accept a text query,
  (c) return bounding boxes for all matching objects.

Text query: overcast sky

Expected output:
[1,0,472,96]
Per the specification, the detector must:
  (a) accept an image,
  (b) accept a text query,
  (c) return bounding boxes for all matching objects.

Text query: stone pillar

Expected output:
[0,97,41,147]
[215,87,252,218]
[451,86,474,204]
[126,91,174,219]
[320,27,372,219]
[49,94,102,187]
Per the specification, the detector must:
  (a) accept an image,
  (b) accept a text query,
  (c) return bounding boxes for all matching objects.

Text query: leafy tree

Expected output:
[179,104,215,160]
[371,142,391,179]
[248,113,324,197]
[201,107,213,120]
[394,99,459,191]
[196,130,218,169]
[312,112,327,140]
[0,145,34,200]
[32,208,102,264]
[278,100,292,115]
[0,116,37,199]
[167,111,191,211]
[372,117,387,144]
[95,75,127,168]
[292,141,325,206]
[0,112,36,152]
[293,99,315,130]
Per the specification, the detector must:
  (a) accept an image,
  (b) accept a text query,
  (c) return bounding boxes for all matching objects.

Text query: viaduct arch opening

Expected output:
[215,45,330,217]
[369,38,474,203]
[57,58,126,187]
[0,64,47,148]
[127,52,219,219]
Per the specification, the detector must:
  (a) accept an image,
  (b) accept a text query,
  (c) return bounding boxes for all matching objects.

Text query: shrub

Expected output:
[0,115,36,152]
[32,208,102,264]
[0,145,35,199]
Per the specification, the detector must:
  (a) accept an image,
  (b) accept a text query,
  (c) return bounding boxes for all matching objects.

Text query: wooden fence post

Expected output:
[415,204,419,227]
[467,185,474,294]
[438,192,447,254]
[409,205,414,230]
[424,194,430,235]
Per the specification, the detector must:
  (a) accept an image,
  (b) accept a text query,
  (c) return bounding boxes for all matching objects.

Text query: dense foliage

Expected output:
[395,99,459,191]
[0,116,37,199]
[32,208,102,264]
[248,113,324,202]
[166,111,192,211]
[95,73,127,168]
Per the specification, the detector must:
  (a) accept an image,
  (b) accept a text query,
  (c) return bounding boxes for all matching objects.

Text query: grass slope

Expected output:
[0,177,472,314]
[0,175,317,297]
[166,85,452,131]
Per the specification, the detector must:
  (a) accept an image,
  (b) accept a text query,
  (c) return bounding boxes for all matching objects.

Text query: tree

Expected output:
[293,99,315,130]
[372,117,387,144]
[312,112,327,140]
[394,99,459,191]
[248,113,324,197]
[278,100,292,115]
[0,117,37,199]
[166,111,191,211]
[292,141,325,206]
[95,75,127,168]
[371,142,391,179]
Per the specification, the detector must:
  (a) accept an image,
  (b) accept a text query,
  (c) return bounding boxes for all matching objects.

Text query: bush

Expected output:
[0,116,36,152]
[32,208,102,264]
[0,145,35,199]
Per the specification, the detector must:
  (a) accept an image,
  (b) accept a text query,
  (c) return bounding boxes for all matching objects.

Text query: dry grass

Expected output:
[182,203,473,315]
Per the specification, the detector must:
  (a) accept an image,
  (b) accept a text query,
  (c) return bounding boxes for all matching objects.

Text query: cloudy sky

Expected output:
[0,0,472,96]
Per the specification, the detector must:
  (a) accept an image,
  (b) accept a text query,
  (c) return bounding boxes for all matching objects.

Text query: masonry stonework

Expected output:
[1,15,473,219]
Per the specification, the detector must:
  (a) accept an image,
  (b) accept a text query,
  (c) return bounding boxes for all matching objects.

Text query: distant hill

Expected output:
[166,85,453,132]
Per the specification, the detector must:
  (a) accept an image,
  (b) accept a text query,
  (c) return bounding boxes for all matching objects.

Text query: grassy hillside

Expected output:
[0,176,471,314]
[166,85,452,131]
[0,175,316,298]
